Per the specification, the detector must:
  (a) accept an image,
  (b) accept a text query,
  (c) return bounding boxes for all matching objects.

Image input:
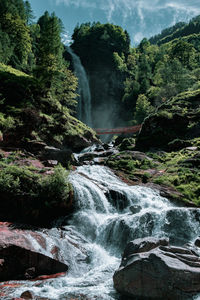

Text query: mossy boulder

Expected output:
[136,89,200,151]
[0,152,73,226]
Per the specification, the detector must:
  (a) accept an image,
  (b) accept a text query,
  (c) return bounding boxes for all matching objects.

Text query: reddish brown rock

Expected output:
[0,223,86,282]
[32,272,66,281]
[0,244,68,281]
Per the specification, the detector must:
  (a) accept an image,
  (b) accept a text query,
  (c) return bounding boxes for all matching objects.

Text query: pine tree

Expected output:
[0,0,32,68]
[35,11,78,109]
[24,1,35,24]
[35,12,64,92]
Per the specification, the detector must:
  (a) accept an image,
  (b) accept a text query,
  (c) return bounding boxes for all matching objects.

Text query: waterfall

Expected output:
[67,47,92,127]
[12,165,200,299]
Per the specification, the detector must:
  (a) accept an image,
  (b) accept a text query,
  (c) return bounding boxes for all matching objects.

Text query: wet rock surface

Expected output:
[0,245,68,282]
[0,223,87,282]
[77,147,119,165]
[105,189,130,210]
[40,146,75,167]
[114,237,200,299]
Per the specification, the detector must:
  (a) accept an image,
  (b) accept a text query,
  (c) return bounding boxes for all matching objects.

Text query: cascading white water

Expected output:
[13,165,200,299]
[67,47,92,127]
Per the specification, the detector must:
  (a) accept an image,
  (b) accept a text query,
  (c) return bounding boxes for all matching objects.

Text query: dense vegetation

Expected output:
[71,22,130,68]
[0,0,96,224]
[0,0,96,148]
[0,0,200,211]
[0,149,73,224]
[71,16,200,125]
[69,15,200,206]
[149,15,200,45]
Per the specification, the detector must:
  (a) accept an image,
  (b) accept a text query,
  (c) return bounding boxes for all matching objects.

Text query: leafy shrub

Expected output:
[39,165,72,207]
[0,163,72,205]
[158,110,173,119]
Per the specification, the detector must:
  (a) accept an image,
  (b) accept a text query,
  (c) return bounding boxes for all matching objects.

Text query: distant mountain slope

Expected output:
[149,15,200,45]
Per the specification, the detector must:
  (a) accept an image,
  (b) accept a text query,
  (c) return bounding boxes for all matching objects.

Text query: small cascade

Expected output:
[67,47,92,127]
[12,165,200,300]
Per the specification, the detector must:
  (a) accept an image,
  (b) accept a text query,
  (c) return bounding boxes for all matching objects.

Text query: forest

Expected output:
[1,1,200,299]
[1,0,200,130]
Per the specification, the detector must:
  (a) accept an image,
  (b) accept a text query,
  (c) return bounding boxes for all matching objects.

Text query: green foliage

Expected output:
[0,162,72,206]
[0,10,32,69]
[0,112,15,131]
[169,40,196,68]
[0,63,30,77]
[72,22,130,67]
[149,22,186,44]
[107,152,156,173]
[152,149,200,205]
[0,0,27,21]
[113,52,127,72]
[0,163,40,197]
[107,143,200,205]
[39,165,72,206]
[118,15,200,124]
[133,94,154,124]
[0,56,93,150]
[158,110,173,119]
[24,1,35,24]
[34,11,78,110]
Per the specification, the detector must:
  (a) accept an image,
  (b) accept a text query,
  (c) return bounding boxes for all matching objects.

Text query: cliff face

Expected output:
[87,63,125,129]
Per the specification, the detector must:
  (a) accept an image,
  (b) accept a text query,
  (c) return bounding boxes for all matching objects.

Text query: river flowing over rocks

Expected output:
[2,164,200,299]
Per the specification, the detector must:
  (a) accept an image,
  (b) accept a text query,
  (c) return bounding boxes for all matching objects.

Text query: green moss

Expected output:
[0,112,16,131]
[0,63,30,78]
[157,110,173,119]
[107,152,157,174]
[107,145,200,206]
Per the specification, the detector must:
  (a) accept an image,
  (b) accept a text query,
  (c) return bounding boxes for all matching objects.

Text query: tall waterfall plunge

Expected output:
[13,165,200,300]
[67,47,92,127]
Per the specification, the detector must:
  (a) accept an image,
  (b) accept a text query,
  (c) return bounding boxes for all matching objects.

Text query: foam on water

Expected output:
[12,165,200,299]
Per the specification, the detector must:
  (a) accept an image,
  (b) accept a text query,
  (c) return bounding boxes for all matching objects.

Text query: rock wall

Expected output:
[87,63,125,129]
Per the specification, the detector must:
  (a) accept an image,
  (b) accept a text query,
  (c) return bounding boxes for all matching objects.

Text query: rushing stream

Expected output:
[12,165,200,299]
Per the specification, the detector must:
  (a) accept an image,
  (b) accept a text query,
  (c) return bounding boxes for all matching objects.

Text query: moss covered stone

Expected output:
[0,150,73,225]
[136,89,200,151]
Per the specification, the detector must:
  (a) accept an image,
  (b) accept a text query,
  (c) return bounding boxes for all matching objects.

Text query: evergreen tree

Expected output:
[0,26,13,64]
[0,0,32,68]
[0,0,26,21]
[133,94,153,124]
[36,11,64,91]
[24,1,35,24]
[35,11,77,109]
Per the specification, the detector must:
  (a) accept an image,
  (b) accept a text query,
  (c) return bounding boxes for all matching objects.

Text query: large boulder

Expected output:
[136,113,189,151]
[0,223,87,282]
[136,90,200,151]
[113,237,200,299]
[40,146,75,167]
[0,245,68,281]
[63,131,99,152]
